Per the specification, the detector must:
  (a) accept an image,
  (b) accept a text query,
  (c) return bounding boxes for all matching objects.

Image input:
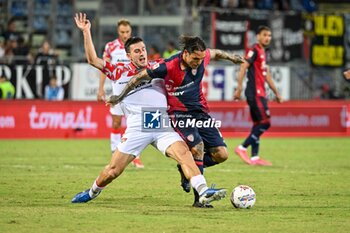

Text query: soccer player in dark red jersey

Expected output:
[106,35,243,207]
[234,26,283,166]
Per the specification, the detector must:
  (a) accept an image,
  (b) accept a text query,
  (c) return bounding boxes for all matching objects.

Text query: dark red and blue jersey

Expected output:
[146,49,211,113]
[245,43,267,98]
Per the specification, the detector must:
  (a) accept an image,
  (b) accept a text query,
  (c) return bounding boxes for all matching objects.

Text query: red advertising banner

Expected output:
[209,101,350,137]
[0,100,125,139]
[0,100,349,139]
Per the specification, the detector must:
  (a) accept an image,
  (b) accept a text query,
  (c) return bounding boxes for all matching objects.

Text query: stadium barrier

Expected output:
[0,100,349,139]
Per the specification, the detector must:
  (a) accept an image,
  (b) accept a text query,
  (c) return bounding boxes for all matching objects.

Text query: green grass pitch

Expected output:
[0,138,349,233]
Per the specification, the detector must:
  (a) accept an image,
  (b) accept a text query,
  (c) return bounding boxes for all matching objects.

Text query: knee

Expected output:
[213,147,229,163]
[106,164,122,179]
[190,142,204,160]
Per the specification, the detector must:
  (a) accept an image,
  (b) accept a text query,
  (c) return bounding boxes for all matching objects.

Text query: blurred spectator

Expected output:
[256,0,273,10]
[290,0,316,12]
[35,40,59,99]
[240,0,255,9]
[302,0,316,12]
[162,41,178,59]
[319,84,337,100]
[2,18,19,43]
[0,75,15,100]
[197,0,221,7]
[221,0,239,8]
[148,45,161,61]
[34,40,58,66]
[45,76,64,101]
[12,36,32,65]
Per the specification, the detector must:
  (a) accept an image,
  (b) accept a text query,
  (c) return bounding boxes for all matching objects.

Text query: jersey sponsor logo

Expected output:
[168,91,184,96]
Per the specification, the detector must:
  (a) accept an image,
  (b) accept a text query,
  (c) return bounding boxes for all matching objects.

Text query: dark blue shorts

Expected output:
[246,96,270,123]
[170,111,226,149]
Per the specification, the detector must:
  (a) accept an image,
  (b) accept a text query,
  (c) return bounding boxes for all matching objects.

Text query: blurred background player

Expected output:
[97,18,144,168]
[234,25,283,166]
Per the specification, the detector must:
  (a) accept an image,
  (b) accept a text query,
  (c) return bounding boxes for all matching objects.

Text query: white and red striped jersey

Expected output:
[103,38,129,64]
[102,60,166,129]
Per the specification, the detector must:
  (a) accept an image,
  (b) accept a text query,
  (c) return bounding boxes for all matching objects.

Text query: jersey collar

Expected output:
[117,38,125,48]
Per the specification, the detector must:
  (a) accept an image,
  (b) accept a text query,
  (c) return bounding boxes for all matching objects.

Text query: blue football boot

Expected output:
[71,189,96,203]
[199,185,226,205]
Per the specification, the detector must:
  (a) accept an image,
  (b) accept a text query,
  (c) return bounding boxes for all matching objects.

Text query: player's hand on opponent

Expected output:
[105,95,121,107]
[230,54,244,64]
[74,12,91,32]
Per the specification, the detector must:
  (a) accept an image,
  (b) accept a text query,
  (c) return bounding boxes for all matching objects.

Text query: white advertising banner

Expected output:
[204,65,290,101]
[71,63,113,100]
[71,63,290,101]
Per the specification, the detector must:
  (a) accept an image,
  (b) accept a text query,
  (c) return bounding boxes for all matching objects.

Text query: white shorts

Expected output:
[110,103,124,116]
[117,128,183,156]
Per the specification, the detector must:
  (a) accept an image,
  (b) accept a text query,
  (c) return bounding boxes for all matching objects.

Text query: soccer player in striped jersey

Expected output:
[98,18,144,168]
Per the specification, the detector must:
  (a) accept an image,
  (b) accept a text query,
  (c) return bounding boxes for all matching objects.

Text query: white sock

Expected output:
[89,180,105,198]
[239,145,247,150]
[251,156,260,161]
[190,175,208,196]
[110,133,121,152]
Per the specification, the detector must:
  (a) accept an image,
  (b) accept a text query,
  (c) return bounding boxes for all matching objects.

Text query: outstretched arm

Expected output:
[74,13,104,70]
[234,60,250,100]
[266,66,283,103]
[209,49,244,64]
[106,69,151,106]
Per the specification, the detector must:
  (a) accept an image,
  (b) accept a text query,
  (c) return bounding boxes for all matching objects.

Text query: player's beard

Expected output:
[133,56,147,68]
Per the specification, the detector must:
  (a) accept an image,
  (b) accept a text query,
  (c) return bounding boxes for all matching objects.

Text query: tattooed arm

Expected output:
[106,69,151,106]
[209,49,244,64]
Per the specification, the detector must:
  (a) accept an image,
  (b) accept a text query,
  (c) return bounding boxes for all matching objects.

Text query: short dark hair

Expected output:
[179,35,206,53]
[124,37,143,53]
[257,25,271,34]
[117,18,131,28]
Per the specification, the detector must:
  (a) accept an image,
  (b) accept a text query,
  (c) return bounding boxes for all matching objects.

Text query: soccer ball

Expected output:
[230,185,256,209]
